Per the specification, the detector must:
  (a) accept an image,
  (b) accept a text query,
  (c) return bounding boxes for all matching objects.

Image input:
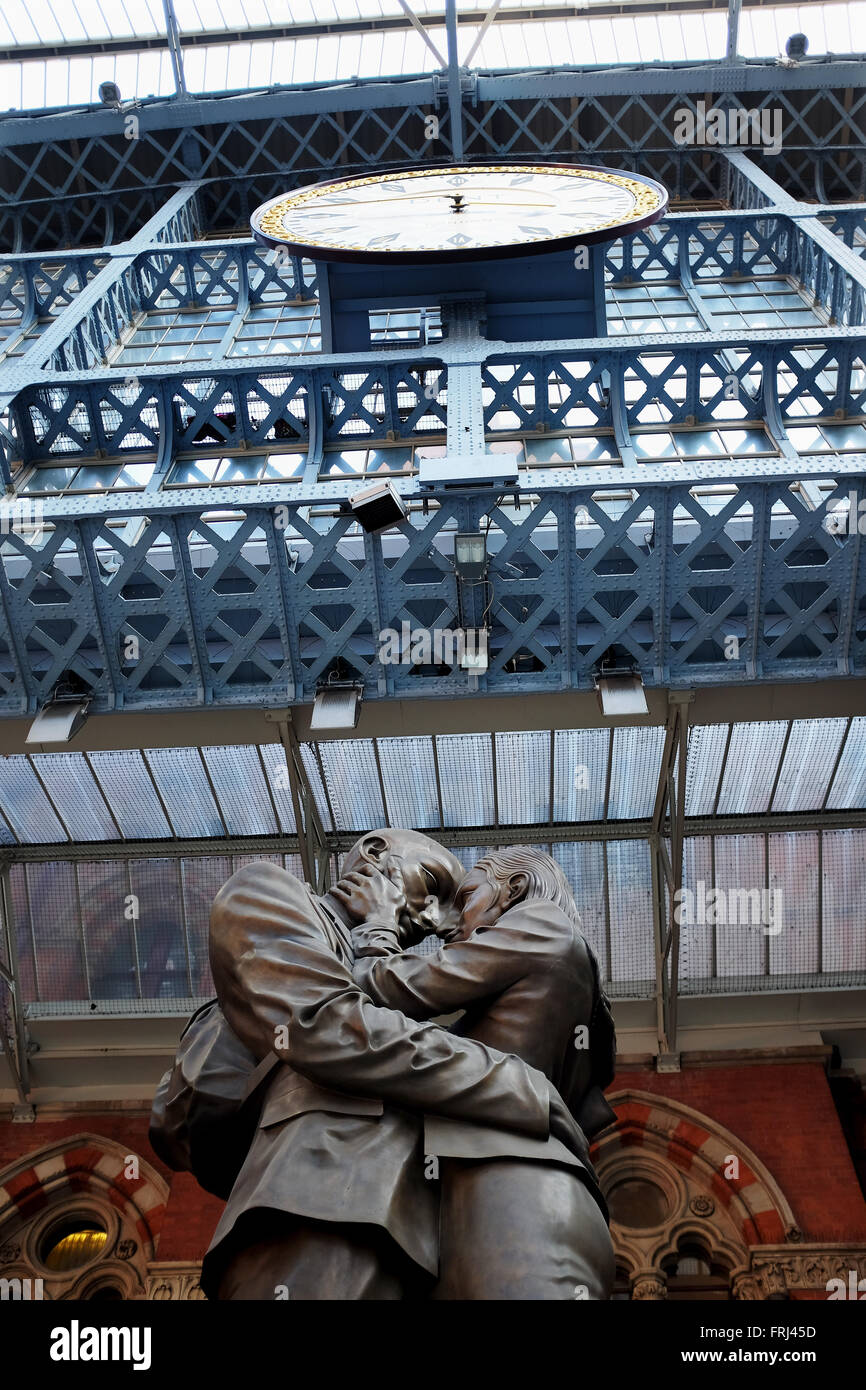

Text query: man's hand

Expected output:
[547,1086,590,1162]
[331,863,406,925]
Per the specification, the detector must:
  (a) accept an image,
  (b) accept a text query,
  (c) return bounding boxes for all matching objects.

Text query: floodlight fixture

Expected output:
[454,532,487,581]
[349,480,406,533]
[310,681,363,731]
[26,672,92,746]
[593,654,648,719]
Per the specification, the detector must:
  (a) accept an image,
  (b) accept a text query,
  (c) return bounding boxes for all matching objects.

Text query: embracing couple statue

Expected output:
[150,828,617,1300]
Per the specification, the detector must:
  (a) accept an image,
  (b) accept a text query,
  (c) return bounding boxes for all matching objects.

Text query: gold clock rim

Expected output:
[256,164,664,253]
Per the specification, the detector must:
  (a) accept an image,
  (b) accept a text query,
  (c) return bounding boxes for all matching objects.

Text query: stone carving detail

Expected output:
[689,1195,715,1217]
[631,1274,667,1300]
[731,1272,762,1301]
[746,1246,866,1299]
[146,1265,206,1301]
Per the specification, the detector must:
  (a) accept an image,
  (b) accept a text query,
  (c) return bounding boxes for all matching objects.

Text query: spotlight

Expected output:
[454,532,487,581]
[99,81,122,108]
[593,653,648,718]
[785,33,808,59]
[310,681,363,731]
[26,671,92,746]
[349,480,406,533]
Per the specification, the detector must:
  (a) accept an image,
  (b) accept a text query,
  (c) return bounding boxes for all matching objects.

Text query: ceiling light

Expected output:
[310,682,363,731]
[349,480,406,533]
[26,673,92,746]
[454,532,487,580]
[594,668,648,718]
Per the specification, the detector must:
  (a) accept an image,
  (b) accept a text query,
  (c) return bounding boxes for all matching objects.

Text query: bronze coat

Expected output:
[353,898,611,1210]
[202,862,554,1285]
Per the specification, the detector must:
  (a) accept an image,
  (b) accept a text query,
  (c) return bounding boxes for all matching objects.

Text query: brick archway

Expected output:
[0,1132,169,1298]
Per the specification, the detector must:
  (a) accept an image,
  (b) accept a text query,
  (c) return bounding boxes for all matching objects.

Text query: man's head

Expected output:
[341,828,465,944]
[454,845,581,937]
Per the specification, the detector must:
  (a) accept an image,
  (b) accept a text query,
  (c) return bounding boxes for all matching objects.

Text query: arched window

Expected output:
[0,1134,167,1301]
[661,1241,732,1300]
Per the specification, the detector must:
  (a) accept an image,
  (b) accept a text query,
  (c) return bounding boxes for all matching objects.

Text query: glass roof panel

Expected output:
[0,756,67,843]
[28,753,121,842]
[678,835,714,986]
[769,830,819,978]
[713,833,766,979]
[78,857,142,1000]
[738,3,856,58]
[821,829,866,975]
[2,3,857,112]
[715,721,788,815]
[553,729,609,823]
[87,750,172,839]
[377,735,439,829]
[317,739,385,832]
[300,743,334,832]
[202,745,279,836]
[684,723,728,817]
[606,838,654,996]
[128,857,192,999]
[257,743,297,833]
[825,717,866,810]
[437,734,494,827]
[144,747,225,838]
[553,840,609,981]
[607,726,666,820]
[495,730,550,824]
[770,718,847,812]
[24,861,87,999]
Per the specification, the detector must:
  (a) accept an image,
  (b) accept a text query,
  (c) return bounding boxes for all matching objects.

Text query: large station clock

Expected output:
[251,163,668,263]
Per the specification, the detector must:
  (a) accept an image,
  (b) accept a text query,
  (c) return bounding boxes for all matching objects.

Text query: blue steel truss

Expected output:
[0,146,862,715]
[0,58,864,251]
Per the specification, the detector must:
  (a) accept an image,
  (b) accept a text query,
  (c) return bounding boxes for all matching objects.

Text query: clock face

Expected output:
[251,164,667,263]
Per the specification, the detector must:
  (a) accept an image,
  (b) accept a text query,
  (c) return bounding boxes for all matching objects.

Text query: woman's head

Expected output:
[454,845,581,934]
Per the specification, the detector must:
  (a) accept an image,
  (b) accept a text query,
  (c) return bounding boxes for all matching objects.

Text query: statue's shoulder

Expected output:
[214,858,313,913]
[499,898,578,952]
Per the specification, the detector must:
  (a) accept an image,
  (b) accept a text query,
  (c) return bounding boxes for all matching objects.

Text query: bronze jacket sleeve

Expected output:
[208,861,550,1139]
[352,905,558,1018]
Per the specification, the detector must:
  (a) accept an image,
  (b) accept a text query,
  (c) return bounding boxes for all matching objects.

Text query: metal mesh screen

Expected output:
[437,735,494,828]
[17,852,314,1010]
[8,827,866,1012]
[495,731,549,824]
[377,737,439,828]
[553,729,609,823]
[318,740,385,832]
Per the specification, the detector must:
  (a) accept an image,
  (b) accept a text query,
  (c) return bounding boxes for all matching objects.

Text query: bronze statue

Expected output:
[352,845,617,1299]
[151,829,594,1300]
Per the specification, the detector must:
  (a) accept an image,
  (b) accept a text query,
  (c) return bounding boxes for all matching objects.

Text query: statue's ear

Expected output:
[506,872,529,905]
[359,834,389,865]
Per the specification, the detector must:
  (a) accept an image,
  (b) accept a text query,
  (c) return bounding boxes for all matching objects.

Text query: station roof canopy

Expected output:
[0,1,860,112]
[0,715,862,846]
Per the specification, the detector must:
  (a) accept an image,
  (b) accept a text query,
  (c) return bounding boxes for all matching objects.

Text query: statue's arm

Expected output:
[352,905,558,1018]
[208,862,552,1139]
